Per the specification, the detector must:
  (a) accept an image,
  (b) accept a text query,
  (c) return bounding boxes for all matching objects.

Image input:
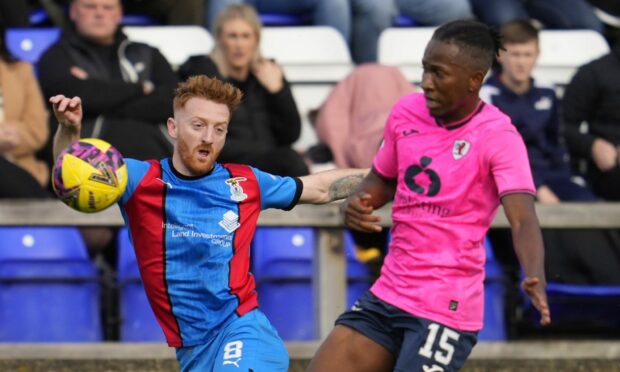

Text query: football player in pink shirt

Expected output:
[308,20,551,372]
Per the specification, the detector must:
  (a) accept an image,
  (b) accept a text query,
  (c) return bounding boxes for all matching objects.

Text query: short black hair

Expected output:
[431,20,502,72]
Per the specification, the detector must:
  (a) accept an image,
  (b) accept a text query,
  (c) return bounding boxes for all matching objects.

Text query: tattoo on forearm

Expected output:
[328,174,364,200]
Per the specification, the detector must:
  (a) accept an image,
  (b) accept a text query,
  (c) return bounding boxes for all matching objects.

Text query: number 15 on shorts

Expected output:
[418,323,460,370]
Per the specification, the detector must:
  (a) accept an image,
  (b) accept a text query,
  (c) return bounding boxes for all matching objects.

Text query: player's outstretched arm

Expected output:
[50,95,83,160]
[502,193,551,325]
[343,171,396,233]
[298,168,368,205]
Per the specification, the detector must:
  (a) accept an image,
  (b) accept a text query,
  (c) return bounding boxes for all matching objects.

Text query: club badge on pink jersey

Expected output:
[452,140,471,160]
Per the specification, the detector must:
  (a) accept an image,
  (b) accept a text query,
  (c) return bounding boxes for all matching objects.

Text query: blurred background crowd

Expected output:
[1,0,620,342]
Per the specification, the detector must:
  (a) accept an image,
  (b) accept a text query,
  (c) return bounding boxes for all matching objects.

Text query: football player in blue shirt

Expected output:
[50,75,367,372]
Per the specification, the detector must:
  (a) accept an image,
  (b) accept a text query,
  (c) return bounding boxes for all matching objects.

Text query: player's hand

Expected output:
[521,277,551,326]
[536,185,560,204]
[342,192,382,233]
[591,138,617,171]
[50,95,83,131]
[252,58,284,93]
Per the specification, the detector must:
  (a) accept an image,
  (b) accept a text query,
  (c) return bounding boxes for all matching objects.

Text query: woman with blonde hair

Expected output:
[0,13,50,198]
[180,4,308,176]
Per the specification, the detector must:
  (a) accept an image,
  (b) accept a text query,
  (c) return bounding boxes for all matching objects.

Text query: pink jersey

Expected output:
[371,92,535,331]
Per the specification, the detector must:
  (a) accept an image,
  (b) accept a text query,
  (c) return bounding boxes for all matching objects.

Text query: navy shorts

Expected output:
[336,291,478,372]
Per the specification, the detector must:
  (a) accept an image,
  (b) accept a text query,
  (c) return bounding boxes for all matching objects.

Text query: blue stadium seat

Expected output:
[122,14,159,26]
[6,28,60,64]
[393,15,417,27]
[523,280,620,330]
[479,237,507,341]
[29,7,50,25]
[259,12,311,26]
[252,227,315,340]
[252,227,374,340]
[117,228,165,341]
[545,283,620,327]
[0,227,102,342]
[343,231,373,308]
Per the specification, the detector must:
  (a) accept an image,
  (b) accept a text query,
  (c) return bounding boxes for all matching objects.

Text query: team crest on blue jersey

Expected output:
[452,140,470,160]
[219,210,240,233]
[225,177,248,202]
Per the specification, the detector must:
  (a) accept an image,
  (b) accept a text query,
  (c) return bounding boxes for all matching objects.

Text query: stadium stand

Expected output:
[521,276,620,333]
[259,12,312,26]
[117,228,165,342]
[252,227,372,340]
[5,27,60,65]
[535,30,610,86]
[5,26,213,71]
[261,26,352,83]
[480,238,508,341]
[253,227,316,340]
[378,27,610,87]
[5,25,346,150]
[122,25,213,70]
[0,227,102,342]
[261,26,354,150]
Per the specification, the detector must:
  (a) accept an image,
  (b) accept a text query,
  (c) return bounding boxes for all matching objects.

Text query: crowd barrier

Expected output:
[2,200,620,340]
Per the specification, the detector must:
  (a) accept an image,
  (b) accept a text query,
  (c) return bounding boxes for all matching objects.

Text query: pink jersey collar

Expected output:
[435,99,485,131]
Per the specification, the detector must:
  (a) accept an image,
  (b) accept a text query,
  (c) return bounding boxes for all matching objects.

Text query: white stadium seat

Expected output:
[260,26,355,150]
[122,26,214,70]
[260,26,354,83]
[378,27,435,83]
[378,27,610,86]
[535,30,609,85]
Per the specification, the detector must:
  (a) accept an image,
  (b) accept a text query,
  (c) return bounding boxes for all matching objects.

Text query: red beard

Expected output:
[178,139,216,176]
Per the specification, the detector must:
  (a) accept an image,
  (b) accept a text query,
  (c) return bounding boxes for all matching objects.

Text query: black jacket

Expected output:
[562,41,620,159]
[178,56,301,164]
[38,27,178,160]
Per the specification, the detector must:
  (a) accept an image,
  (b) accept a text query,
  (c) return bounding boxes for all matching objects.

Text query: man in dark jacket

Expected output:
[38,0,178,164]
[562,38,620,200]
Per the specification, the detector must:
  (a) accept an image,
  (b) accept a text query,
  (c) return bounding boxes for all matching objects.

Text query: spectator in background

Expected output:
[315,64,414,276]
[396,0,474,27]
[0,0,30,27]
[122,0,203,25]
[587,0,620,44]
[0,7,113,278]
[37,0,177,167]
[471,0,604,34]
[482,20,620,285]
[316,64,414,170]
[562,38,620,201]
[350,0,475,63]
[205,0,392,64]
[180,4,308,177]
[481,20,597,203]
[0,13,50,198]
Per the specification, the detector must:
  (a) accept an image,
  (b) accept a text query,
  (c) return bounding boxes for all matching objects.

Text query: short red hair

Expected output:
[173,75,243,115]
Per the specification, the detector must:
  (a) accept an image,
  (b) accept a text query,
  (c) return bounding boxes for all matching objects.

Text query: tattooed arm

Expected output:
[298,168,369,204]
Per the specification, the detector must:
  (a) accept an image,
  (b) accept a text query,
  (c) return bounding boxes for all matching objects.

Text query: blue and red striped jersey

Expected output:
[118,158,302,347]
